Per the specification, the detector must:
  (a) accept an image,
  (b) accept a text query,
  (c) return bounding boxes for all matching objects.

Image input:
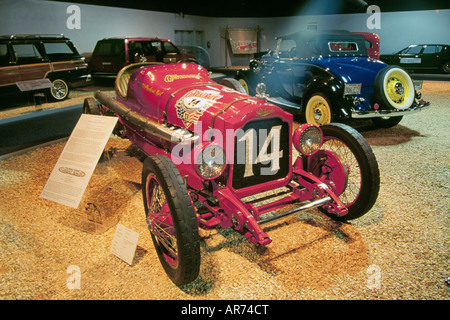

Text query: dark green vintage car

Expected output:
[380,44,450,74]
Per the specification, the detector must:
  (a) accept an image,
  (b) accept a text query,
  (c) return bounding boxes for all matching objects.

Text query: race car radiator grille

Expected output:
[232,118,290,190]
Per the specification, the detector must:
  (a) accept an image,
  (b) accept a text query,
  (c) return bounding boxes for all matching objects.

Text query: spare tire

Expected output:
[374,65,415,110]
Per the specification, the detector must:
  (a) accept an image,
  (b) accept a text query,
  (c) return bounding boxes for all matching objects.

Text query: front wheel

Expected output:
[83,97,100,115]
[217,77,247,94]
[142,154,200,285]
[305,93,333,126]
[307,123,380,220]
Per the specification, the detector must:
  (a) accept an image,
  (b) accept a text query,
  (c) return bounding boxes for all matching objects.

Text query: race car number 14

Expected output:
[237,125,283,177]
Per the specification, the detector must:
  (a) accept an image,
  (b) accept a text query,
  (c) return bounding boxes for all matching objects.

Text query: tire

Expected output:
[48,78,69,101]
[305,93,333,126]
[307,123,380,220]
[371,116,403,128]
[142,154,200,285]
[217,77,247,94]
[374,66,414,110]
[83,97,100,115]
[443,61,450,74]
[237,77,252,95]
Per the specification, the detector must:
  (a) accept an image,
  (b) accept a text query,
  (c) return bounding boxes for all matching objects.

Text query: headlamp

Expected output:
[293,123,323,155]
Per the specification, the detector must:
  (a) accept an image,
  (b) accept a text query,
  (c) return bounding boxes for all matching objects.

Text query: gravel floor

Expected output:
[0,80,448,300]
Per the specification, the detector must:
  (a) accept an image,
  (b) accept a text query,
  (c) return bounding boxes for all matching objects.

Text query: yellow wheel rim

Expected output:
[238,79,249,94]
[306,96,332,126]
[385,71,411,106]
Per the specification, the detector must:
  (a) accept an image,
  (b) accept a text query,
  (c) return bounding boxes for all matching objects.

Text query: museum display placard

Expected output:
[40,114,118,209]
[110,224,139,265]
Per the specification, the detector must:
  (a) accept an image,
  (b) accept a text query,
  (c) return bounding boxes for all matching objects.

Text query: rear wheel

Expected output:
[307,123,380,220]
[142,155,200,285]
[371,116,403,128]
[443,61,450,74]
[48,78,69,101]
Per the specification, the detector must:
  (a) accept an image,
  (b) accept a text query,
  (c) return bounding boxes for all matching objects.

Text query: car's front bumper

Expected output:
[351,100,430,119]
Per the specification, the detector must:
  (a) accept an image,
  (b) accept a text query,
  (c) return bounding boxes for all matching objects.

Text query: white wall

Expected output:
[280,9,450,54]
[1,0,449,67]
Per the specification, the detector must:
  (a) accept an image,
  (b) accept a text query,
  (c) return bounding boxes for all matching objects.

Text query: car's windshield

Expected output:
[400,45,422,54]
[277,39,296,58]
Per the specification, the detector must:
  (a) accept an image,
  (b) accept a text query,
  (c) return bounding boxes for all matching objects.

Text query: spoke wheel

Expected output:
[49,79,69,101]
[142,155,200,285]
[308,123,380,220]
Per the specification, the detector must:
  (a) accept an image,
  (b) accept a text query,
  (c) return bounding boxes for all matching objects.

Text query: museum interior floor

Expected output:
[0,75,448,300]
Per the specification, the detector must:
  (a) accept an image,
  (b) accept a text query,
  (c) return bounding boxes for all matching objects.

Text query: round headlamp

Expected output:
[195,143,226,179]
[293,123,323,155]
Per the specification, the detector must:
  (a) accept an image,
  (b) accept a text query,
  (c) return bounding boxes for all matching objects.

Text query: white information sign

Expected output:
[40,114,118,209]
[110,224,139,265]
[400,57,421,64]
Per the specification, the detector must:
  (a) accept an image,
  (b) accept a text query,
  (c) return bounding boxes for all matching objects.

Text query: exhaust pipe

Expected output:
[258,196,331,225]
[94,91,197,145]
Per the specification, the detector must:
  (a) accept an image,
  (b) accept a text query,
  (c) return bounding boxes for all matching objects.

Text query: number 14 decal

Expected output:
[237,125,283,177]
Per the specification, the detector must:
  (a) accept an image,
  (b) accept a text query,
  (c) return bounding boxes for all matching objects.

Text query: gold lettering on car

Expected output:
[164,74,201,82]
[256,107,275,117]
[141,83,163,96]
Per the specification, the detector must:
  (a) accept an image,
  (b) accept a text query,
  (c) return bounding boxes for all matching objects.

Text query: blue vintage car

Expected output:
[232,30,430,128]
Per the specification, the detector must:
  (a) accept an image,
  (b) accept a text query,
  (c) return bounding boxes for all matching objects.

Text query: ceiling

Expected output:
[50,0,450,17]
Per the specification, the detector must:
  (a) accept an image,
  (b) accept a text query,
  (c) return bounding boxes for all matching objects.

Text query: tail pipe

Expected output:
[94,90,197,145]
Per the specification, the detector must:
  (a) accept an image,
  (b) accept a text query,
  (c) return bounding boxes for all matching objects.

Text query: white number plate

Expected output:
[344,83,362,95]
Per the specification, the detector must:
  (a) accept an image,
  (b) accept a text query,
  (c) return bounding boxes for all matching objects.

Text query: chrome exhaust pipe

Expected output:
[258,196,331,225]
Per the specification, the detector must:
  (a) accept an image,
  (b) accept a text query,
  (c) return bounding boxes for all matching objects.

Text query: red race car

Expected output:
[84,62,380,285]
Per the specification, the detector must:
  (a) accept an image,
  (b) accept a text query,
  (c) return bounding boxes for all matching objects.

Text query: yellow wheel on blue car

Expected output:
[305,93,333,126]
[238,78,250,95]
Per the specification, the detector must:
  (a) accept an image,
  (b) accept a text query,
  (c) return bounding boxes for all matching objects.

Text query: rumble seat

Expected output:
[115,62,162,98]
